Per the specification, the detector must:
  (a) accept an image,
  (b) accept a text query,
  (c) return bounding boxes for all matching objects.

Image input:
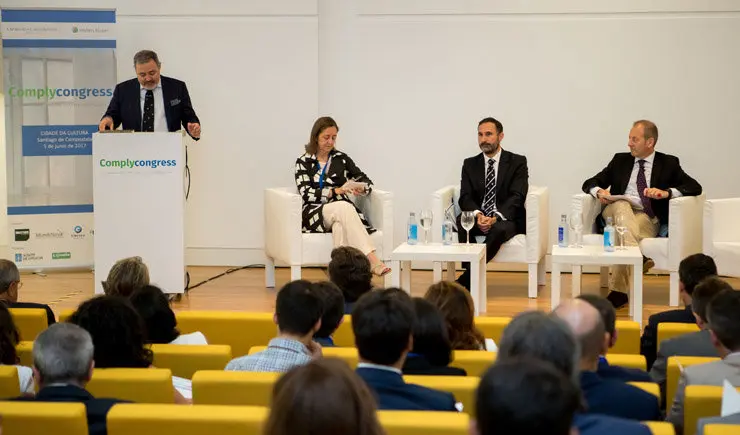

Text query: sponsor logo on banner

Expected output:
[35,230,64,239]
[14,229,30,242]
[52,252,72,260]
[15,252,43,262]
[14,253,22,263]
[71,225,86,240]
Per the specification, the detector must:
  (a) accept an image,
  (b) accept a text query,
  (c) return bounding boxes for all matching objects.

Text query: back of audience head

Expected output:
[497,310,580,385]
[352,288,415,367]
[275,280,323,342]
[553,299,607,370]
[706,285,740,355]
[474,358,581,435]
[0,303,20,365]
[328,246,373,308]
[312,281,345,340]
[692,277,733,329]
[424,281,486,350]
[0,259,21,303]
[410,297,454,367]
[69,295,153,368]
[33,323,94,388]
[678,254,717,301]
[265,358,383,435]
[102,256,150,297]
[576,294,617,349]
[130,285,180,344]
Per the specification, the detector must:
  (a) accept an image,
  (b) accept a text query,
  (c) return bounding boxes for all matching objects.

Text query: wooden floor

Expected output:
[18,266,740,326]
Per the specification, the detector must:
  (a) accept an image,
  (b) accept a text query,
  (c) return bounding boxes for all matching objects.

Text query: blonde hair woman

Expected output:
[102,256,150,297]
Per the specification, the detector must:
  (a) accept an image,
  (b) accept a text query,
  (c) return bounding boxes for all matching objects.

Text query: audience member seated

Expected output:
[352,288,459,411]
[554,300,661,421]
[311,281,345,347]
[266,358,384,435]
[101,256,150,297]
[0,259,55,326]
[424,281,496,351]
[328,246,373,313]
[577,294,651,382]
[650,277,729,403]
[69,295,190,403]
[0,303,34,394]
[472,358,580,435]
[129,285,207,345]
[226,280,322,372]
[667,288,740,433]
[402,298,466,376]
[497,311,652,435]
[641,254,717,369]
[14,323,127,435]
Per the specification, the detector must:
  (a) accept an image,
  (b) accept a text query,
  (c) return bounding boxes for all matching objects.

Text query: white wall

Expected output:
[3,0,740,266]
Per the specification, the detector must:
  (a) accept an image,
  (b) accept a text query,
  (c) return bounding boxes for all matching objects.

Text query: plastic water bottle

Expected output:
[558,214,568,248]
[604,216,615,252]
[442,218,454,245]
[408,212,418,245]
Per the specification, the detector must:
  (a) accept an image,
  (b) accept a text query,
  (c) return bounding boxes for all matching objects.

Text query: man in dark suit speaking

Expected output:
[99,50,201,139]
[456,117,528,290]
[582,120,701,308]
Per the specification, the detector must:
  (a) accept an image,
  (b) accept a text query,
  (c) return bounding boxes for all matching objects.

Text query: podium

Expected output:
[92,132,185,294]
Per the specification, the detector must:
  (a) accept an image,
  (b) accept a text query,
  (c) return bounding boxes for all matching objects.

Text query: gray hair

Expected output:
[33,323,94,386]
[0,259,20,294]
[133,50,160,67]
[497,311,581,384]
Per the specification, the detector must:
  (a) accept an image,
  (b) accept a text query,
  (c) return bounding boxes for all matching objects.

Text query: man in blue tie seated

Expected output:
[554,300,661,421]
[352,288,459,411]
[577,294,652,382]
[311,281,345,347]
[497,311,651,435]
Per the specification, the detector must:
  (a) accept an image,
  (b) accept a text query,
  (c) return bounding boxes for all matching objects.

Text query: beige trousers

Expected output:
[602,200,659,293]
[322,201,375,255]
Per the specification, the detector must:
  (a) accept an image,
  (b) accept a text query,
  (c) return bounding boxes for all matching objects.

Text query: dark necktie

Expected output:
[636,159,655,218]
[142,90,154,132]
[482,159,497,217]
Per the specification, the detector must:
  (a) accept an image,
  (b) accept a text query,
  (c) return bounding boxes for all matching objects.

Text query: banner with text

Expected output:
[1,8,116,269]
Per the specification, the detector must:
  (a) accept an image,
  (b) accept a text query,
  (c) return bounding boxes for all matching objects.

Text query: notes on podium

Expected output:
[92,132,186,294]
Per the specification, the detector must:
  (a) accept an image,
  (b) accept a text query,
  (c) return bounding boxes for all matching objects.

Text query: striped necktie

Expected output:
[482,159,497,217]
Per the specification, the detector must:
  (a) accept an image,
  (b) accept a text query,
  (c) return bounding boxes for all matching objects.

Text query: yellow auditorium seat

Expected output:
[450,350,495,377]
[705,424,740,435]
[58,308,75,323]
[86,368,175,403]
[192,371,280,406]
[606,353,647,371]
[475,317,510,344]
[176,311,275,358]
[333,315,354,346]
[629,382,661,402]
[378,410,469,435]
[684,385,740,435]
[107,403,267,435]
[0,401,88,435]
[404,375,478,415]
[16,341,33,366]
[644,421,676,435]
[658,323,700,346]
[666,356,719,413]
[0,366,20,399]
[612,320,640,354]
[249,345,359,368]
[9,308,47,342]
[150,344,232,379]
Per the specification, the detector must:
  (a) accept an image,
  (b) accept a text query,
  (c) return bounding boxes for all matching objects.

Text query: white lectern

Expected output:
[92,132,185,294]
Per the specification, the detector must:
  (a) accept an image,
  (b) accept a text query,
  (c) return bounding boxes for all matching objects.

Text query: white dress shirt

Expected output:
[139,81,167,132]
[475,148,505,220]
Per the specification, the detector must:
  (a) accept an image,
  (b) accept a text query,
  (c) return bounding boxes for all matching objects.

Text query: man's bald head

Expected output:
[553,299,607,365]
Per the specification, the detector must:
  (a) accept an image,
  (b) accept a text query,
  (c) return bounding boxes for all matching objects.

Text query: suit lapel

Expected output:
[650,152,663,188]
[132,81,142,130]
[473,154,486,195]
[496,150,510,195]
[161,77,173,131]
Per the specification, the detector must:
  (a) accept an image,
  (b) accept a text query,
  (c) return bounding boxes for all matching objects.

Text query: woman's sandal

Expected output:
[371,262,391,277]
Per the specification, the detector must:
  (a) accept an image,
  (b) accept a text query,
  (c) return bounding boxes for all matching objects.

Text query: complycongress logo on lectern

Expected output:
[99,159,177,169]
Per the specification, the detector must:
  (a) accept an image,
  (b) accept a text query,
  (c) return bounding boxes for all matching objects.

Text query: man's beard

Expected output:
[480,142,499,154]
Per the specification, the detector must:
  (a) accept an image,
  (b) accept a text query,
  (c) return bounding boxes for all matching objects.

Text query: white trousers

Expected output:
[322,201,375,255]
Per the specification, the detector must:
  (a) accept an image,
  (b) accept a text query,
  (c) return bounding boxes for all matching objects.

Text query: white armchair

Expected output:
[703,198,740,279]
[430,185,549,298]
[264,188,394,287]
[572,193,705,306]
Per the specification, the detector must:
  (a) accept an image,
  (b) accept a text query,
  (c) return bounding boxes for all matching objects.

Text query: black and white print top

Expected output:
[294,149,376,234]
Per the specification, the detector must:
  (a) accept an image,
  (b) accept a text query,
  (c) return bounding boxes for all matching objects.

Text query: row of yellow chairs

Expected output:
[0,401,693,435]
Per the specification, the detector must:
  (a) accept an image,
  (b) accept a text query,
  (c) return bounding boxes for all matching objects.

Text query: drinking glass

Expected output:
[569,213,583,248]
[461,211,476,244]
[420,210,433,244]
[615,215,628,250]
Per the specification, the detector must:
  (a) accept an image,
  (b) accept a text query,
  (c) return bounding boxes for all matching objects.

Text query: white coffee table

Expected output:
[390,242,487,314]
[550,245,644,326]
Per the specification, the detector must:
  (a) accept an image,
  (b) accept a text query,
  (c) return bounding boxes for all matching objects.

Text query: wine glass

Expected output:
[420,210,433,244]
[569,213,583,248]
[615,215,628,250]
[461,211,475,244]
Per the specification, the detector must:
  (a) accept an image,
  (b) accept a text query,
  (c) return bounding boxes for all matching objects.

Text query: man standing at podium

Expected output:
[99,50,201,140]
